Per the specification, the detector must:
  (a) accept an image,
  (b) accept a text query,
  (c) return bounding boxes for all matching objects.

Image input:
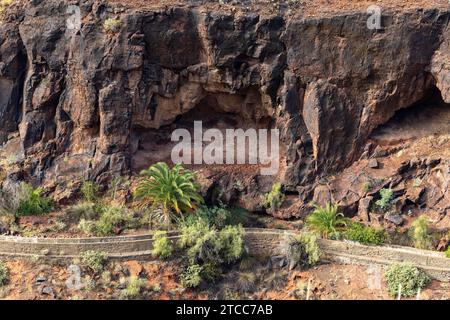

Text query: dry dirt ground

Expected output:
[0,258,449,300]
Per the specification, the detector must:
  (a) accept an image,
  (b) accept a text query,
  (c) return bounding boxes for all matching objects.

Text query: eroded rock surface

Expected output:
[0,0,449,221]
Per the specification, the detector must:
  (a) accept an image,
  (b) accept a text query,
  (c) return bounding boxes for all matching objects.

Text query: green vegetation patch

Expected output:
[344,222,386,245]
[151,231,174,260]
[16,183,53,216]
[81,250,107,274]
[384,262,430,297]
[0,261,9,286]
[306,203,347,239]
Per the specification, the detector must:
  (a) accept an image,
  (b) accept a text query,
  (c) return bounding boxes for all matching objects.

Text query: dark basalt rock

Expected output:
[0,1,450,218]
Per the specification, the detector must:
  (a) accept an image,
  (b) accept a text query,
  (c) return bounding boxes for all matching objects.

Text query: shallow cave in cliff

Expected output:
[131,90,275,174]
[370,86,450,146]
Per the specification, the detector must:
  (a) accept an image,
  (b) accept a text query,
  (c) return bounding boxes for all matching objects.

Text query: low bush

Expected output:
[306,203,347,239]
[81,250,107,274]
[445,247,450,258]
[190,205,231,229]
[199,262,221,283]
[285,232,321,269]
[151,231,173,260]
[77,205,131,236]
[80,181,99,203]
[384,262,430,297]
[264,182,285,211]
[0,261,9,286]
[104,18,121,33]
[16,183,53,216]
[178,222,245,288]
[184,205,248,229]
[177,219,210,249]
[180,264,203,288]
[410,215,432,250]
[77,218,97,235]
[236,272,256,293]
[120,277,147,300]
[344,222,386,245]
[95,206,130,236]
[180,223,245,266]
[66,202,100,222]
[214,225,245,264]
[375,188,395,213]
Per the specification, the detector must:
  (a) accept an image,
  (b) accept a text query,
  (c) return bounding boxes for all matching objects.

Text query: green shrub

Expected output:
[179,223,245,266]
[0,261,9,286]
[445,247,450,258]
[306,203,347,239]
[77,218,97,235]
[362,181,373,193]
[134,163,203,224]
[81,250,107,274]
[178,219,211,250]
[178,222,245,287]
[286,232,322,269]
[214,225,245,264]
[375,188,395,212]
[184,205,248,228]
[264,182,285,211]
[104,18,121,32]
[410,215,432,250]
[180,264,203,288]
[189,205,232,229]
[80,181,99,203]
[120,277,146,299]
[66,202,100,221]
[16,183,53,216]
[151,231,173,260]
[344,222,386,245]
[77,205,130,236]
[199,262,221,283]
[95,206,130,236]
[384,262,430,297]
[228,207,249,225]
[237,272,256,293]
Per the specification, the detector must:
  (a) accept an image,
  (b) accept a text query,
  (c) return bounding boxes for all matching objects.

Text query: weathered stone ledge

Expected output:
[0,228,448,281]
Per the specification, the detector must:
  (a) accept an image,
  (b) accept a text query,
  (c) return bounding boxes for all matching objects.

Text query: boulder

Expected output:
[358,196,373,222]
[384,214,404,226]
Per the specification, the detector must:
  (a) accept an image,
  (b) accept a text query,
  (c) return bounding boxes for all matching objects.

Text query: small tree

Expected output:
[306,203,347,239]
[134,163,203,224]
[410,215,431,249]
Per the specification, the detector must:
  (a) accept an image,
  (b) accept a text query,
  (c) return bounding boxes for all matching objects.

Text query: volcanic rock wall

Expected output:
[0,0,449,215]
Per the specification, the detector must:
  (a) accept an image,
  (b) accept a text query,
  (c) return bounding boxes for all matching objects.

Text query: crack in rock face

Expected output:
[0,0,449,220]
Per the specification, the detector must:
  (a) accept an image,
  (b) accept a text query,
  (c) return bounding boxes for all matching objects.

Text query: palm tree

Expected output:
[134,162,203,224]
[306,203,347,239]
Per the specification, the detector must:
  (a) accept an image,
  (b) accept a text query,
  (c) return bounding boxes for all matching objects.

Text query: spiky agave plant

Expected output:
[134,162,203,224]
[305,203,347,239]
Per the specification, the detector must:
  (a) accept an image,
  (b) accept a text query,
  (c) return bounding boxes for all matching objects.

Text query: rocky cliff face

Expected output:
[0,0,449,221]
